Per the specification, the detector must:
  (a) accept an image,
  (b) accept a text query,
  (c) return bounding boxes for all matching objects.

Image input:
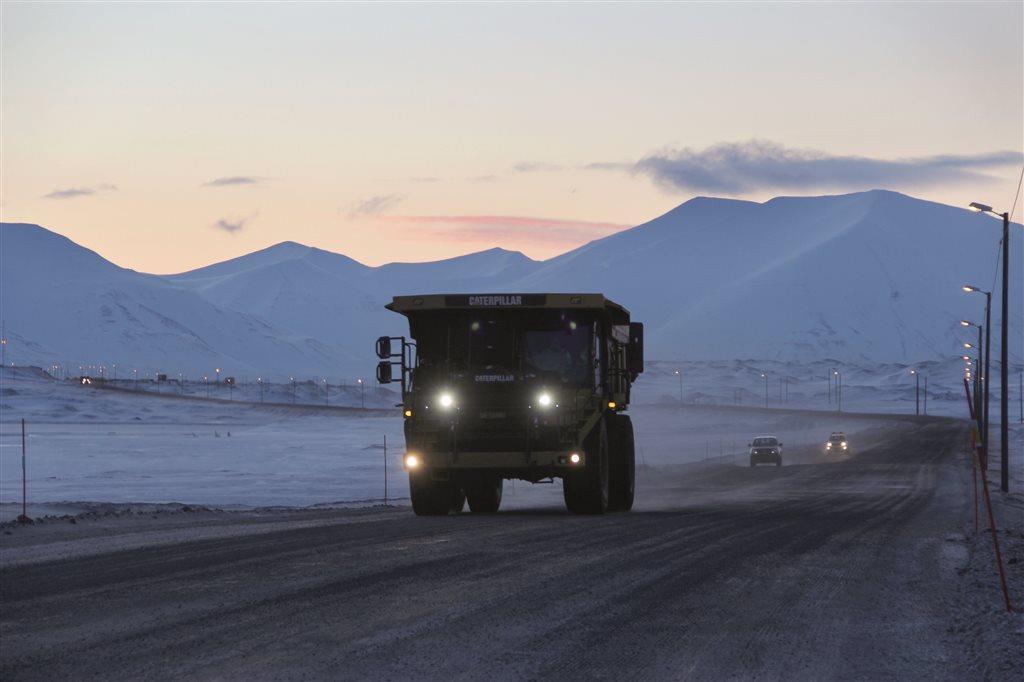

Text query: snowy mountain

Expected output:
[0,224,362,378]
[2,190,1020,379]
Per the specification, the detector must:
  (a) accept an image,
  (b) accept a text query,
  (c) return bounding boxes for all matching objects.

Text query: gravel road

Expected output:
[2,416,1018,680]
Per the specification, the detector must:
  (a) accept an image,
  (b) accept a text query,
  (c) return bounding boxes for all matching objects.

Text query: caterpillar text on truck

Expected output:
[375,293,644,516]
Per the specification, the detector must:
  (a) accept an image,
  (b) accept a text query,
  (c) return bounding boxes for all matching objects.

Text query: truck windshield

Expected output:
[522,325,590,384]
[752,438,778,447]
[412,311,593,385]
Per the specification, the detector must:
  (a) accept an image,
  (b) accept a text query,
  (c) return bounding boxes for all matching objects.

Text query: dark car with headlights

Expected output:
[826,432,848,454]
[375,293,643,516]
[749,436,783,467]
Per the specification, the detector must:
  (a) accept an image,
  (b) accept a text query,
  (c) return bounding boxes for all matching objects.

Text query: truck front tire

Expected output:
[607,414,635,512]
[564,418,610,514]
[466,475,503,513]
[410,471,464,516]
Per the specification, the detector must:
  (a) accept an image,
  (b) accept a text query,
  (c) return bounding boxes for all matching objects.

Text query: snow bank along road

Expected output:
[1,416,1018,680]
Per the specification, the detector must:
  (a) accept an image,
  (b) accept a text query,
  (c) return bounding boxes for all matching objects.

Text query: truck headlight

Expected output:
[405,453,420,469]
[569,452,581,464]
[438,392,455,409]
[537,391,553,408]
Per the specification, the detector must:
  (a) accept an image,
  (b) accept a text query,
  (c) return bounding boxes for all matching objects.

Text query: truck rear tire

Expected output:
[563,418,609,514]
[607,414,635,512]
[410,471,463,516]
[466,476,503,513]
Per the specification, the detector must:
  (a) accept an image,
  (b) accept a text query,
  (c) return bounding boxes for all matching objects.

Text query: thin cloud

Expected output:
[349,193,403,218]
[381,215,629,245]
[211,216,251,234]
[469,175,500,183]
[612,140,1023,194]
[512,161,563,173]
[202,176,265,187]
[43,184,118,200]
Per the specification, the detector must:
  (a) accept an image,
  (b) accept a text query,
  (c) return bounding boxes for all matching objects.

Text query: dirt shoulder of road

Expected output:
[0,504,408,567]
[949,456,1024,678]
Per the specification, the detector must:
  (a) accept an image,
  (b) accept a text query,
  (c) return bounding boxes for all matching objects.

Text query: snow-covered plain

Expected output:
[0,366,964,512]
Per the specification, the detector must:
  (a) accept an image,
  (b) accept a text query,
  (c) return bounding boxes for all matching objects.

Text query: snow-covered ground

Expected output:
[1,365,987,513]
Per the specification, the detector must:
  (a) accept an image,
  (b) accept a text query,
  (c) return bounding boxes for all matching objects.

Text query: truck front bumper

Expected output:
[404,449,586,471]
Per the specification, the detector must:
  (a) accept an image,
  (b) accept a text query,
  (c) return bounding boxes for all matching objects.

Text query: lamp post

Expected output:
[968,202,1013,493]
[204,375,209,398]
[963,285,992,472]
[910,369,919,415]
[834,370,842,412]
[962,320,984,429]
[760,372,768,408]
[257,377,264,403]
[323,378,329,406]
[358,378,364,409]
[674,369,682,405]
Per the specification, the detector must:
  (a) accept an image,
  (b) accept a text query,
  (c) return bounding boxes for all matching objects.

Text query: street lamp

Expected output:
[358,377,364,409]
[834,370,842,412]
[910,369,919,415]
[967,201,1014,492]
[963,284,992,473]
[674,369,682,405]
[257,377,264,403]
[961,319,984,428]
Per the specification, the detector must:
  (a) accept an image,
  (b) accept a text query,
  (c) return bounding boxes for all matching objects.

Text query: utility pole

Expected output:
[674,370,682,405]
[828,370,832,405]
[761,373,768,408]
[835,371,842,413]
[913,366,921,413]
[999,210,1009,492]
[924,375,928,416]
[966,202,1011,492]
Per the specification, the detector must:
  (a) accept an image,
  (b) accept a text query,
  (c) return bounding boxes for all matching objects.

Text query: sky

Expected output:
[2,1,1022,273]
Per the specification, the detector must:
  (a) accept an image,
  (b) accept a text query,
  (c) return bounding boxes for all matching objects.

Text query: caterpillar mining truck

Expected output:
[375,293,643,516]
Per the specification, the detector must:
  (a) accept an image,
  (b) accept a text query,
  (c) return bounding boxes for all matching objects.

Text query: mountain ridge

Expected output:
[2,189,1020,378]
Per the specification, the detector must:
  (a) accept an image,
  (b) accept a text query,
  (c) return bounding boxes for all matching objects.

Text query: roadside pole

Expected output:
[19,419,28,524]
[963,378,1013,612]
[383,435,388,506]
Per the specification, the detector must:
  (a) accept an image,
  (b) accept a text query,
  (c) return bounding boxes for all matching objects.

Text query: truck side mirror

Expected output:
[375,336,392,359]
[779,442,784,447]
[628,322,644,377]
[376,361,393,384]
